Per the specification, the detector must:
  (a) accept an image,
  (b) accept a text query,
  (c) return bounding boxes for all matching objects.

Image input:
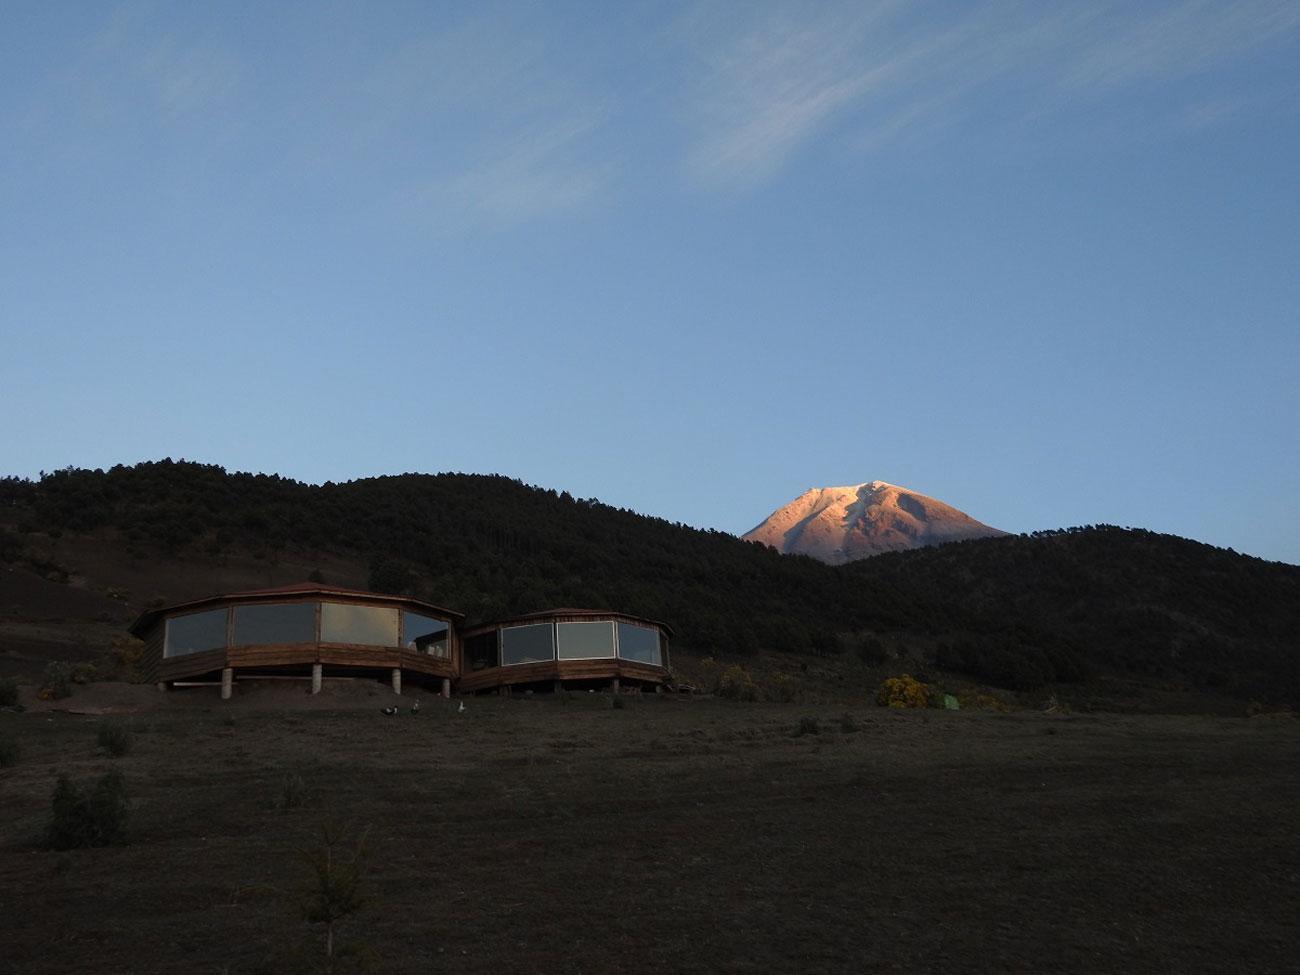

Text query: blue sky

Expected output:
[2,1,1298,563]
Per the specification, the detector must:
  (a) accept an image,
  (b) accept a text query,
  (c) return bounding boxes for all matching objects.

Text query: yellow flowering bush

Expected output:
[876,674,934,709]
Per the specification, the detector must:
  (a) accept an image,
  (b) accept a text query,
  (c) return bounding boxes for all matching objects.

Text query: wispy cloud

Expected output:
[136,37,241,117]
[1058,0,1300,94]
[68,1,242,125]
[429,110,612,223]
[679,1,1300,188]
[359,15,613,226]
[683,3,916,186]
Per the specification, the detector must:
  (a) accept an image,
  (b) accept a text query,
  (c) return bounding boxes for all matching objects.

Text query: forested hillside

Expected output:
[2,461,1297,701]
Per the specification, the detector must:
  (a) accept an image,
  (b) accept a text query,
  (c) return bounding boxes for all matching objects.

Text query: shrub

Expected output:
[97,720,133,757]
[0,677,18,707]
[876,674,935,709]
[716,665,758,702]
[793,716,820,736]
[0,733,19,767]
[959,692,1010,712]
[693,657,723,694]
[936,636,1086,691]
[764,673,797,703]
[71,661,98,685]
[276,774,307,811]
[44,770,129,849]
[367,556,415,596]
[809,631,841,657]
[38,662,73,701]
[110,635,145,681]
[855,635,889,666]
[298,821,371,966]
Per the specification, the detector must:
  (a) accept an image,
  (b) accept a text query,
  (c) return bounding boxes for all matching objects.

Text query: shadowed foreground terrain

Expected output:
[1,694,1297,974]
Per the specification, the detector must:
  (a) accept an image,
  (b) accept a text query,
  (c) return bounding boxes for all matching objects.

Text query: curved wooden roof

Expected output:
[129,582,464,636]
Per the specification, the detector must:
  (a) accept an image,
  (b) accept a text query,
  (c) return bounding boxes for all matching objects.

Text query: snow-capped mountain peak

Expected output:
[743,481,1007,564]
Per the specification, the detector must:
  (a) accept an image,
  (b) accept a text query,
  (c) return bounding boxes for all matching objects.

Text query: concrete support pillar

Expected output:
[391,668,402,695]
[221,667,233,700]
[611,677,621,695]
[655,684,663,694]
[441,677,451,699]
[498,685,509,697]
[553,680,564,695]
[156,681,166,693]
[311,664,322,695]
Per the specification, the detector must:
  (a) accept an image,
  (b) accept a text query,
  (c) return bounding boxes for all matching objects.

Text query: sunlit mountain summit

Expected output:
[743,480,1007,564]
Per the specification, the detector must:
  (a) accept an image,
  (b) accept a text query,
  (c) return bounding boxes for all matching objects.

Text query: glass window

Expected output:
[165,608,227,657]
[321,602,399,646]
[617,622,661,665]
[232,602,317,646]
[500,623,554,666]
[558,620,615,660]
[402,611,450,658]
[465,631,498,671]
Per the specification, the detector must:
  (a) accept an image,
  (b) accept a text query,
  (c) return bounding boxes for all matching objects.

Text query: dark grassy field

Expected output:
[1,693,1297,974]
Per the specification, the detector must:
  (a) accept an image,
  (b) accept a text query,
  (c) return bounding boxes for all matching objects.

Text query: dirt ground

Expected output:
[1,689,1297,974]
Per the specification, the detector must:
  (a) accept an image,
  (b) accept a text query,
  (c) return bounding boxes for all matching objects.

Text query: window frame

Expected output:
[616,621,662,666]
[163,607,230,658]
[499,622,556,666]
[401,610,452,659]
[557,619,617,660]
[320,601,401,648]
[230,601,320,647]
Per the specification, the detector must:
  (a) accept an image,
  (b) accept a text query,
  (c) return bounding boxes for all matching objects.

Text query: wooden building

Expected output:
[458,609,672,695]
[131,585,671,699]
[131,583,463,699]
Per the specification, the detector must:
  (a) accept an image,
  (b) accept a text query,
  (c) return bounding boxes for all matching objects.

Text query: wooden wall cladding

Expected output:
[158,647,227,682]
[456,657,666,693]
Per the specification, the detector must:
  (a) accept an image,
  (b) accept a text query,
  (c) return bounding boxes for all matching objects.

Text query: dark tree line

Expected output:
[2,462,1297,702]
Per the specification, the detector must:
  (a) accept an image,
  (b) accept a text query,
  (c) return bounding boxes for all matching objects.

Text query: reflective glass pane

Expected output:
[617,622,661,665]
[500,623,554,665]
[321,603,399,646]
[232,602,317,645]
[465,631,498,671]
[165,608,227,657]
[402,611,450,658]
[557,621,615,660]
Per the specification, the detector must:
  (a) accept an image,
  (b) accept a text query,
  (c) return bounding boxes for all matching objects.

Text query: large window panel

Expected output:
[617,622,661,665]
[500,623,554,666]
[232,602,317,646]
[321,602,399,646]
[558,620,615,660]
[402,611,450,658]
[465,631,498,671]
[165,608,228,657]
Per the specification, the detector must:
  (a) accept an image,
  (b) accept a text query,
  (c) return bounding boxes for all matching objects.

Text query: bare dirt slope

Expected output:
[1,697,1296,974]
[744,481,1007,563]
